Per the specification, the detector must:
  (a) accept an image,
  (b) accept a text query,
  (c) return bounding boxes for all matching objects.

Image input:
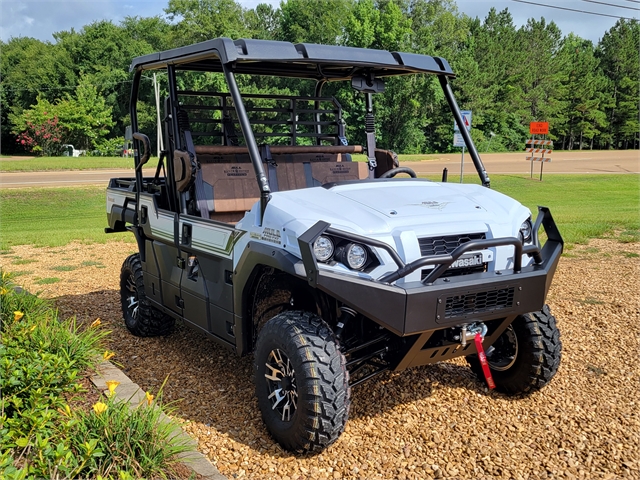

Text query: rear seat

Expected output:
[193,145,368,223]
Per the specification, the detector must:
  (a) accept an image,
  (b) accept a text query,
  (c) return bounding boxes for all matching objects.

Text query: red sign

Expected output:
[530,122,549,134]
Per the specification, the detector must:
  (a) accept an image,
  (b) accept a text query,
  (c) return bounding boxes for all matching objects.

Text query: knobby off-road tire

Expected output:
[466,305,562,395]
[120,254,174,337]
[254,311,350,453]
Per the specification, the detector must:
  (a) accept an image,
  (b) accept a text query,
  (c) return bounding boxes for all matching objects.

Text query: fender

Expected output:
[232,241,307,354]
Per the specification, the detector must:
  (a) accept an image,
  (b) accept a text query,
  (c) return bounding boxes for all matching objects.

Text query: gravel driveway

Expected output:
[3,238,639,479]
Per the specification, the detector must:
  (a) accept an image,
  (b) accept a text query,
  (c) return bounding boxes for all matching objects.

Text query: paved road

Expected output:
[0,151,637,188]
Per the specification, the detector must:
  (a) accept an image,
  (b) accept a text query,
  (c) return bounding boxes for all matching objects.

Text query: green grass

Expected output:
[0,175,638,248]
[35,277,61,284]
[0,156,138,172]
[50,265,77,271]
[419,173,639,245]
[0,186,133,249]
[81,260,104,267]
[12,258,38,265]
[490,174,640,245]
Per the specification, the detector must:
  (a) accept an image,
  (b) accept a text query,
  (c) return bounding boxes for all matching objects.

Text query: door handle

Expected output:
[181,223,192,245]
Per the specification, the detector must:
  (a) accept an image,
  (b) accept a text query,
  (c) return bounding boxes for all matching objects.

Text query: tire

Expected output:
[466,305,561,395]
[254,311,350,453]
[120,254,174,337]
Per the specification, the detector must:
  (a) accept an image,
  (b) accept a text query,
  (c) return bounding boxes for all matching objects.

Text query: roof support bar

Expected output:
[223,64,271,225]
[438,75,490,188]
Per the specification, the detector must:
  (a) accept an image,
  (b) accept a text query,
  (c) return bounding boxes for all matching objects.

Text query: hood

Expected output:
[262,179,527,236]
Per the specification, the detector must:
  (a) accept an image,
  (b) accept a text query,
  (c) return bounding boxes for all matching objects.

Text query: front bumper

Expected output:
[298,206,563,336]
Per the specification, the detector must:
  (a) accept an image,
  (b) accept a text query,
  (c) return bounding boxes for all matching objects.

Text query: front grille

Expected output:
[444,287,515,319]
[418,233,486,256]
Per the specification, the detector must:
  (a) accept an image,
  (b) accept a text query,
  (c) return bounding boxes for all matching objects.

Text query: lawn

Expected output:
[0,156,138,172]
[0,175,638,249]
[0,186,132,249]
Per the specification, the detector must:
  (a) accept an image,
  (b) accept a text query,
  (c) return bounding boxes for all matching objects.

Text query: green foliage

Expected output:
[9,78,114,153]
[165,0,250,44]
[93,136,126,157]
[0,271,190,479]
[71,388,190,478]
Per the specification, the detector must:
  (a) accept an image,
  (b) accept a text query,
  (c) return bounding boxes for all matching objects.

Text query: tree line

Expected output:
[1,0,638,156]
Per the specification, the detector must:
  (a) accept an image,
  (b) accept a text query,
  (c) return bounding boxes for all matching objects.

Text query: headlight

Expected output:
[345,243,368,270]
[313,235,334,262]
[519,219,532,243]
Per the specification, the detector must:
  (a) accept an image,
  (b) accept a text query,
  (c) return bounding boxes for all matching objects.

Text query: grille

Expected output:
[444,287,515,319]
[418,233,486,256]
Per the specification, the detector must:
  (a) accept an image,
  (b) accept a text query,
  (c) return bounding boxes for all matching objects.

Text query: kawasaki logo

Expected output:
[449,254,483,269]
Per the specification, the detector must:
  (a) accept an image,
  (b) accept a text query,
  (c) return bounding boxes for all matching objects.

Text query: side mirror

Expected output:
[352,76,385,94]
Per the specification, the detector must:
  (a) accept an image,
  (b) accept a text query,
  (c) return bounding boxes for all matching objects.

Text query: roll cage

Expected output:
[128,37,490,225]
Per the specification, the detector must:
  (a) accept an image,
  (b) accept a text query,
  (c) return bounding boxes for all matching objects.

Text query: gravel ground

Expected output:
[2,238,639,479]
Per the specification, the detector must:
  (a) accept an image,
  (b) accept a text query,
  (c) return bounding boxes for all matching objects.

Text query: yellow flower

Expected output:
[145,391,154,406]
[90,318,102,328]
[13,311,24,322]
[0,287,8,296]
[105,381,120,396]
[29,325,36,333]
[93,402,108,414]
[103,350,115,361]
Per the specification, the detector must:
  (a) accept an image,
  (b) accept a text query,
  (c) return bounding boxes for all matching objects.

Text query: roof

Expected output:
[130,37,455,80]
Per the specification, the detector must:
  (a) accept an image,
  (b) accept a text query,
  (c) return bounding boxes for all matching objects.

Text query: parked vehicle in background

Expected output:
[61,144,85,157]
[106,37,563,453]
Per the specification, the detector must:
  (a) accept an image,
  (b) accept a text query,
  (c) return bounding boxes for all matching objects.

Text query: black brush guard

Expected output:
[298,206,563,339]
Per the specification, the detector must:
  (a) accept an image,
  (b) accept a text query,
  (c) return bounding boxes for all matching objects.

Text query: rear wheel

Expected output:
[466,305,561,394]
[255,311,350,453]
[120,254,174,337]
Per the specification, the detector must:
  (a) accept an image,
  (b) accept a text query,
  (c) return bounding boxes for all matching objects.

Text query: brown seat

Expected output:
[197,147,368,223]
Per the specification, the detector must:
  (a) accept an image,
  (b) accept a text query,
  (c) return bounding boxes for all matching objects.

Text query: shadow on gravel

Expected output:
[55,289,492,453]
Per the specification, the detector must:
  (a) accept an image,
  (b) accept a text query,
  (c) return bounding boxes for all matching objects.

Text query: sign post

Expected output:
[453,110,472,183]
[526,121,551,181]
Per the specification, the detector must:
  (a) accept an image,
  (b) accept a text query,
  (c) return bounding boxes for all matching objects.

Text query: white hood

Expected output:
[262,180,527,236]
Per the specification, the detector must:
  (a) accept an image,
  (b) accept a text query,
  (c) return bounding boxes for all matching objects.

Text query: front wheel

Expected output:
[466,305,561,394]
[254,311,350,453]
[120,254,174,337]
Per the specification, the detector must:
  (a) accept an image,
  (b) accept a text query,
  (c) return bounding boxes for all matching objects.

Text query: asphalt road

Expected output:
[0,151,637,188]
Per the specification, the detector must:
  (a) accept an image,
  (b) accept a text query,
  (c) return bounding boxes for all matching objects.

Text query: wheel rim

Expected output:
[486,325,518,371]
[264,348,297,422]
[124,273,139,321]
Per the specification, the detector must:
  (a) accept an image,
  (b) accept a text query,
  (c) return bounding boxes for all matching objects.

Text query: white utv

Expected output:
[106,38,563,453]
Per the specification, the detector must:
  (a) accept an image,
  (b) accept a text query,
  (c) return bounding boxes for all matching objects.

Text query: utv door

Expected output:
[177,214,237,345]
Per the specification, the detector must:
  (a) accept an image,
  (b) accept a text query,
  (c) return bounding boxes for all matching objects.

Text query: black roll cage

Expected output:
[128,37,491,223]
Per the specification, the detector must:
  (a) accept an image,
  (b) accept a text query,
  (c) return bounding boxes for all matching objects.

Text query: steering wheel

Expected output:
[379,167,417,179]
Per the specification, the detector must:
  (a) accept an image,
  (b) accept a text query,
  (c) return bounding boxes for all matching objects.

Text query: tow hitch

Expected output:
[457,323,496,390]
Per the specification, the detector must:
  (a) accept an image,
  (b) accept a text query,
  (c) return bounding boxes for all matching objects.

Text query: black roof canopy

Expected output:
[130,37,455,80]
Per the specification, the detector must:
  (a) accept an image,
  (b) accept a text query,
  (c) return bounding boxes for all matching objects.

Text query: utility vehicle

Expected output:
[106,38,563,453]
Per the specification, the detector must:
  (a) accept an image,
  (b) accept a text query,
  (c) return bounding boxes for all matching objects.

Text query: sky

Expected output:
[0,0,637,45]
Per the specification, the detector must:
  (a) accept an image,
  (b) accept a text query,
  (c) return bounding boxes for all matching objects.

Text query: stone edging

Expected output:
[90,361,227,480]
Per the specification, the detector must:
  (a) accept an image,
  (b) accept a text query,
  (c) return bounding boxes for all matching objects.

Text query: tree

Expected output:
[164,0,249,45]
[555,35,609,150]
[10,99,65,156]
[10,78,114,154]
[278,0,351,44]
[597,19,640,149]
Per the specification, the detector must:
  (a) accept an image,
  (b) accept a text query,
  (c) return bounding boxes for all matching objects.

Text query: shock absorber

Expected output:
[335,306,357,340]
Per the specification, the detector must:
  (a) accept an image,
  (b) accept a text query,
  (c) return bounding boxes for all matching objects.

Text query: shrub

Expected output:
[0,270,190,479]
